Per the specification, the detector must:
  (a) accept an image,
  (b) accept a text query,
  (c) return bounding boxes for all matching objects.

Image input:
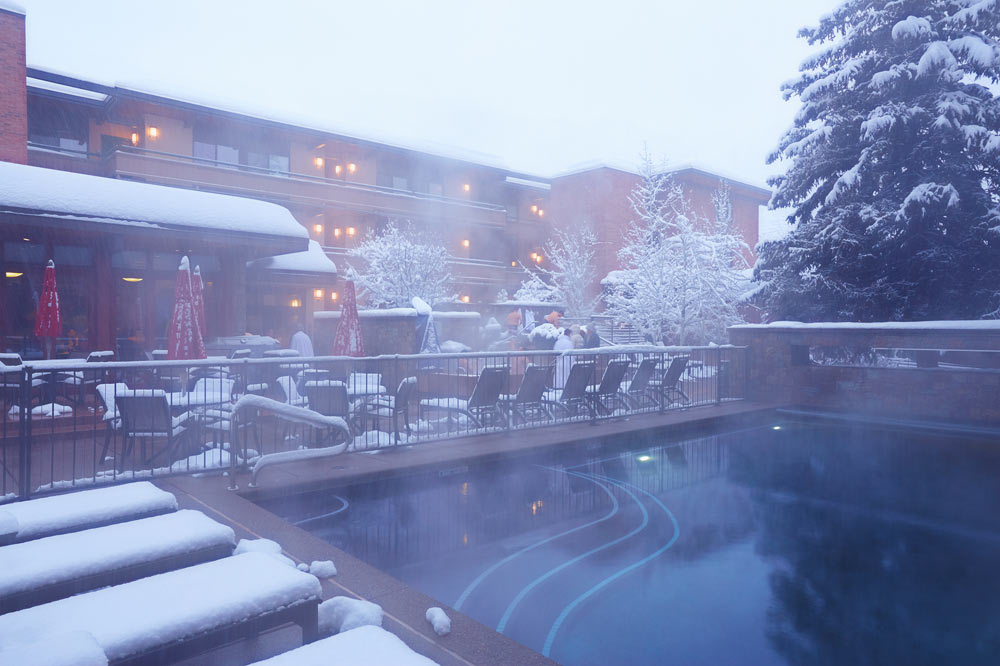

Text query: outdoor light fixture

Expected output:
[530,204,538,213]
[347,162,357,174]
[121,277,143,283]
[313,223,324,234]
[334,164,342,176]
[313,289,324,300]
[511,261,517,267]
[461,295,471,303]
[330,291,339,301]
[4,272,22,278]
[333,228,342,238]
[130,131,139,146]
[346,227,356,237]
[530,252,537,260]
[538,209,545,217]
[461,239,470,248]
[147,126,159,139]
[289,298,301,308]
[22,237,29,242]
[462,183,471,192]
[314,156,324,168]
[772,425,782,430]
[534,254,543,263]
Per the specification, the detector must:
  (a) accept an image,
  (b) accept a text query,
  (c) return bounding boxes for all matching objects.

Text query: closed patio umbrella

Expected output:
[34,260,61,359]
[331,280,365,357]
[191,264,207,342]
[167,256,206,360]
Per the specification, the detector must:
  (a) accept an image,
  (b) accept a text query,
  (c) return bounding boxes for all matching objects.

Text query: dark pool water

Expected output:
[260,417,1000,665]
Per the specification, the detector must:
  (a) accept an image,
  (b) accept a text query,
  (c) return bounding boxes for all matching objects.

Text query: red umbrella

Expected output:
[167,256,206,360]
[331,280,365,357]
[34,260,61,359]
[191,264,207,342]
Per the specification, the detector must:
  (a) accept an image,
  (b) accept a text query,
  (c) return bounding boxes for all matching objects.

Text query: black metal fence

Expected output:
[0,346,747,501]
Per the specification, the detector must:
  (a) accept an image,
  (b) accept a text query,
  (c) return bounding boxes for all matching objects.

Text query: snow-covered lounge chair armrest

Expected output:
[247,626,438,666]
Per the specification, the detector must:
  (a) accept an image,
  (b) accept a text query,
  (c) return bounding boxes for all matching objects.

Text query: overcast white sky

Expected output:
[20,0,839,190]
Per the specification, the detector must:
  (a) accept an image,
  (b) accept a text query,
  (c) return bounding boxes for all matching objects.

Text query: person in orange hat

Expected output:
[544,310,562,327]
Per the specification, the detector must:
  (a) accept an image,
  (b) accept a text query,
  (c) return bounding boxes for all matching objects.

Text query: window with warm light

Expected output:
[333,228,342,238]
[147,126,159,139]
[347,162,357,174]
[346,227,356,237]
[511,260,517,267]
[461,239,471,248]
[461,295,471,303]
[314,156,324,168]
[313,289,324,300]
[130,132,139,146]
[530,252,538,260]
[530,204,538,213]
[462,183,471,192]
[330,291,339,301]
[534,254,543,263]
[121,277,143,283]
[313,223,324,234]
[5,272,23,278]
[289,298,301,308]
[334,164,343,176]
[538,209,545,217]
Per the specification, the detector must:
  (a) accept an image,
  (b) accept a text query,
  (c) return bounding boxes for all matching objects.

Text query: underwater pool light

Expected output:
[772,425,782,430]
[637,454,652,462]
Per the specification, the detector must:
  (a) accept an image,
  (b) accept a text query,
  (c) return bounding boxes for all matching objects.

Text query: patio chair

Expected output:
[276,375,307,408]
[229,348,252,360]
[368,376,417,443]
[60,350,113,407]
[649,356,691,406]
[623,358,659,410]
[301,380,359,443]
[95,382,130,464]
[500,363,554,425]
[0,353,44,408]
[115,392,195,470]
[419,366,509,429]
[543,361,596,418]
[585,359,631,416]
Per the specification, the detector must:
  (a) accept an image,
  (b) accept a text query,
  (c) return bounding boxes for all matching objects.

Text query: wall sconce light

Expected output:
[461,239,470,249]
[147,126,159,140]
[314,156,324,168]
[289,298,302,308]
[461,295,471,303]
[121,277,143,282]
[330,291,339,301]
[5,272,23,278]
[347,163,357,174]
[334,164,342,176]
[530,204,538,213]
[529,252,538,260]
[313,288,324,300]
[333,228,342,238]
[534,254,543,263]
[346,226,356,237]
[130,131,139,146]
[313,223,324,234]
[462,183,471,193]
[537,209,545,217]
[511,260,516,267]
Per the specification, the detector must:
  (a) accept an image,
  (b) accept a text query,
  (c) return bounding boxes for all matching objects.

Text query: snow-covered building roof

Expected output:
[0,161,308,242]
[26,77,108,103]
[247,240,337,276]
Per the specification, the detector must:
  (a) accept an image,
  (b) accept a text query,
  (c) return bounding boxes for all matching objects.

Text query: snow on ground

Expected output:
[248,626,439,666]
[2,481,176,541]
[309,560,337,578]
[0,509,18,536]
[0,552,322,661]
[318,597,384,635]
[0,510,234,597]
[7,402,74,419]
[425,607,451,636]
[0,630,107,666]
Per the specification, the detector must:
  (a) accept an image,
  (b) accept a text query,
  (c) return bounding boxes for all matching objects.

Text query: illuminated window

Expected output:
[461,295,471,303]
[313,289,324,300]
[347,162,357,174]
[313,224,324,234]
[462,183,471,192]
[147,126,159,139]
[333,228,342,238]
[538,209,545,217]
[330,291,339,301]
[314,156,324,168]
[334,164,342,175]
[530,204,538,213]
[130,131,139,146]
[346,227,356,237]
[289,298,301,308]
[121,277,143,283]
[511,260,516,267]
[461,239,470,249]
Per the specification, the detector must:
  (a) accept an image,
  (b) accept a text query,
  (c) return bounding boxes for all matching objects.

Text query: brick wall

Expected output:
[0,7,26,165]
[729,324,1000,425]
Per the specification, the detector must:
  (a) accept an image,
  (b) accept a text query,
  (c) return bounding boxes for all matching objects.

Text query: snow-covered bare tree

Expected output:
[536,225,599,317]
[755,1,1000,321]
[346,222,452,307]
[512,268,561,304]
[604,154,749,345]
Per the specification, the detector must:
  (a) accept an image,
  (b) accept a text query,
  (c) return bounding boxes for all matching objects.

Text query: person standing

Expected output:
[553,328,574,388]
[290,323,314,357]
[584,322,601,348]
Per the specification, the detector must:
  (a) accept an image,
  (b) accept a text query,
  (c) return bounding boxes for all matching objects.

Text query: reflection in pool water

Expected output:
[260,418,1000,665]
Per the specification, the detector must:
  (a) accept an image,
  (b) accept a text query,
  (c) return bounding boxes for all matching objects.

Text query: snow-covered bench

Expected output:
[0,552,322,665]
[0,509,235,614]
[248,625,438,665]
[0,481,177,544]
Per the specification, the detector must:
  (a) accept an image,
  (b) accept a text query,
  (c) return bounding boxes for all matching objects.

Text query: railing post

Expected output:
[18,367,32,500]
[659,352,666,414]
[715,347,723,405]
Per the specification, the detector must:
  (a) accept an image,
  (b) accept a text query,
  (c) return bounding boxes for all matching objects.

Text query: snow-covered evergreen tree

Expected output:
[537,225,599,317]
[756,0,1000,321]
[605,155,749,345]
[346,222,452,307]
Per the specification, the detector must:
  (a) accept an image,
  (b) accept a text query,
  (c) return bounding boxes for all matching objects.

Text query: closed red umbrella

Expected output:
[331,280,365,357]
[167,256,206,360]
[191,264,207,342]
[34,260,61,359]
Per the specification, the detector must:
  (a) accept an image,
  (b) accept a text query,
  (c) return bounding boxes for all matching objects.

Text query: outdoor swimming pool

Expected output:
[260,415,1000,665]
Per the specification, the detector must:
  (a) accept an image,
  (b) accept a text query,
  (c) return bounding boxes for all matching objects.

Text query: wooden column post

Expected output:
[90,247,113,353]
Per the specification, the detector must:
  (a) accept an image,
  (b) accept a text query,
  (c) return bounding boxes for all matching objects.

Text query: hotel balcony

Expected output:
[323,246,516,288]
[91,146,510,229]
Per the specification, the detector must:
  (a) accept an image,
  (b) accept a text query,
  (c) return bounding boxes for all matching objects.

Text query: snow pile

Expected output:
[247,626,439,665]
[425,607,451,636]
[234,538,296,567]
[530,323,561,341]
[309,560,337,578]
[0,510,235,597]
[439,340,471,353]
[0,161,306,240]
[0,630,107,666]
[7,403,74,419]
[890,15,932,41]
[411,296,432,316]
[318,597,383,635]
[2,481,176,541]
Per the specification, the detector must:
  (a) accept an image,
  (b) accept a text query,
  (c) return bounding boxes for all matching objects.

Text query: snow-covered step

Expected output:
[0,552,323,664]
[0,509,236,614]
[249,625,439,666]
[0,482,177,544]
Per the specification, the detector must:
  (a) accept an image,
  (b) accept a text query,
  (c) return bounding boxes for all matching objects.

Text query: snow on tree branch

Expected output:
[346,221,453,307]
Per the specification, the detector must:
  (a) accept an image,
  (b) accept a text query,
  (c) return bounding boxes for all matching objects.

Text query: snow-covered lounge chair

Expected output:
[0,509,235,614]
[623,358,659,410]
[369,376,417,443]
[419,366,509,429]
[0,552,322,665]
[277,375,308,408]
[584,359,630,415]
[543,361,596,418]
[116,392,195,470]
[649,356,691,405]
[499,364,554,425]
[248,625,438,666]
[0,481,177,545]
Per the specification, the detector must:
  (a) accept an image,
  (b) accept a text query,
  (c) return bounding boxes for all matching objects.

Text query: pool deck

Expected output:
[158,399,780,665]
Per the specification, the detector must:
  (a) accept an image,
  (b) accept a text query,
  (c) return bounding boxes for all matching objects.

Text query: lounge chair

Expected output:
[543,361,596,418]
[585,359,630,415]
[369,376,417,443]
[248,625,437,666]
[649,356,691,406]
[0,481,177,544]
[0,510,235,614]
[623,358,659,410]
[500,364,554,425]
[115,392,195,470]
[0,552,322,665]
[419,366,509,429]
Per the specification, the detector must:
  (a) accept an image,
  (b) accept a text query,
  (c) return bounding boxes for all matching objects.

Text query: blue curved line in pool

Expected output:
[290,496,350,526]
[541,471,681,658]
[495,471,650,634]
[453,472,619,611]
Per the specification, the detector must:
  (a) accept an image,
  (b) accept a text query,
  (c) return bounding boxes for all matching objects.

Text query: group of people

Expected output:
[553,322,600,350]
